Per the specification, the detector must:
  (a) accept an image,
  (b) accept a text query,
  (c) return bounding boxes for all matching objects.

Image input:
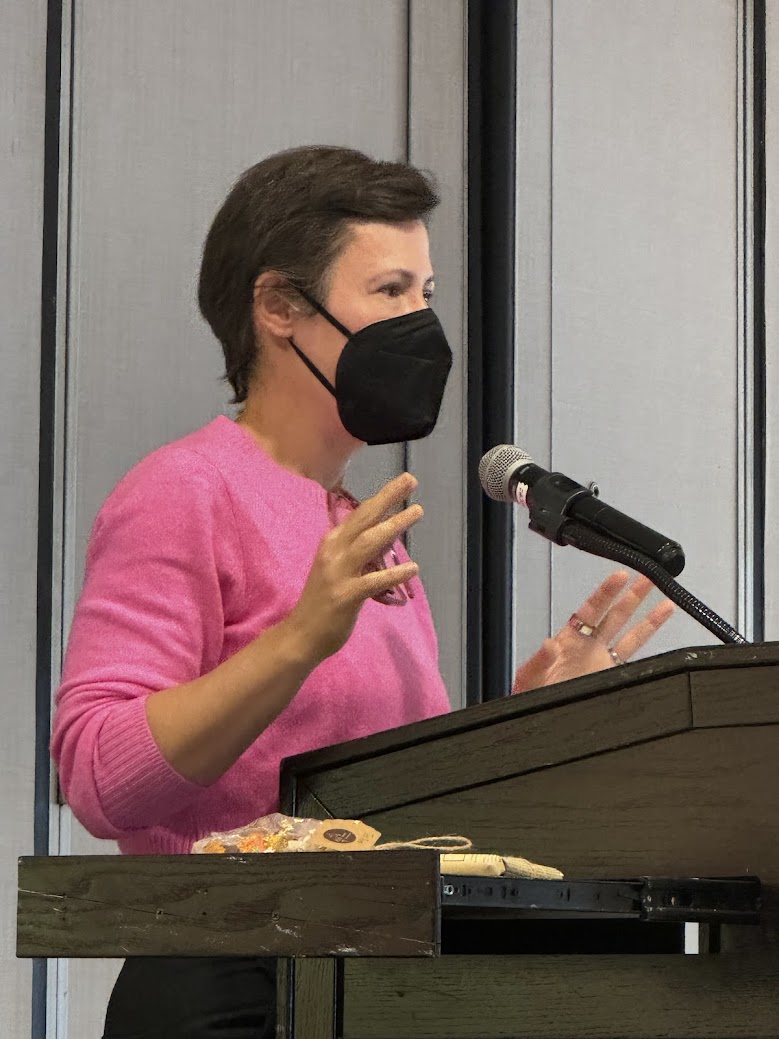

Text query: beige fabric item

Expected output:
[441,852,563,880]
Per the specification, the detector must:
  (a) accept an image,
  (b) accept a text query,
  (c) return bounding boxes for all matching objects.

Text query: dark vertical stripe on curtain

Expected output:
[466,0,517,704]
[33,0,65,1033]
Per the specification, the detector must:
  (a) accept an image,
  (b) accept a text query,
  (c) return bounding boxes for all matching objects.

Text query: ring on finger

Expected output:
[608,646,626,666]
[568,613,598,638]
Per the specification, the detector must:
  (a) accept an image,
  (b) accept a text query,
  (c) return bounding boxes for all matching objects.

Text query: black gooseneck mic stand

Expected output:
[525,480,748,645]
[559,521,747,645]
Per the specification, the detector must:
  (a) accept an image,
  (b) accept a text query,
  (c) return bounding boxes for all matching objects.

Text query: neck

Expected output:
[236,380,358,491]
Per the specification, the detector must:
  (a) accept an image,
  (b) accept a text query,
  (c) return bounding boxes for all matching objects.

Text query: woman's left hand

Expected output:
[512,571,675,695]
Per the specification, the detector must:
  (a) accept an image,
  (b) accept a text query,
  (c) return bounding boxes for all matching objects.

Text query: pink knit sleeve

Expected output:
[51,447,245,840]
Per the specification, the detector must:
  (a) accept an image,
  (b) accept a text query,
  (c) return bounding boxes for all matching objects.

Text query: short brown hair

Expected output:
[198,145,440,403]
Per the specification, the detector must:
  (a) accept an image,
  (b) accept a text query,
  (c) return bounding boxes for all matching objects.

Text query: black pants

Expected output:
[102,956,276,1038]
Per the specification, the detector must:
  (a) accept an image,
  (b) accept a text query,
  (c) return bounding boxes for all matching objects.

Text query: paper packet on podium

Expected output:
[191,813,381,854]
[191,814,563,879]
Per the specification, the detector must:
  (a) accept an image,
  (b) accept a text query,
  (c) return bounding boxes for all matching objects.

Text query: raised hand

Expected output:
[512,571,675,695]
[289,472,422,664]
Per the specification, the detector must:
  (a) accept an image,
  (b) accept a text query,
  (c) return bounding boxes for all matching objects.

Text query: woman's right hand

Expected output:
[286,472,423,664]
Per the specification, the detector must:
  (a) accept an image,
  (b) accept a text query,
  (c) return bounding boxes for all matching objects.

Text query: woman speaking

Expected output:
[51,145,673,1038]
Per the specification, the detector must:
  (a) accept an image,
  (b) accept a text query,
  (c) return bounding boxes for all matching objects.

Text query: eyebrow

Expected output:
[369,269,435,287]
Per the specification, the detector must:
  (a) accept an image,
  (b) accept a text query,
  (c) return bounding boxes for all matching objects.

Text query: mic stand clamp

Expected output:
[526,473,596,546]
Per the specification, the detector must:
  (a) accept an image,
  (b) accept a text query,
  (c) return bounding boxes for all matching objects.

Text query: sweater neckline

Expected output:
[212,414,328,508]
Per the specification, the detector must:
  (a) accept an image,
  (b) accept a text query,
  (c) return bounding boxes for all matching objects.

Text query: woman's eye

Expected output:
[379,284,435,303]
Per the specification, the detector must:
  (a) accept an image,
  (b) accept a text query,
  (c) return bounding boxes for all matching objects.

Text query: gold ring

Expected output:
[568,613,598,638]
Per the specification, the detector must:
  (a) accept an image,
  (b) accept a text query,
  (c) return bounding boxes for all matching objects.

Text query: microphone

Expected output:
[479,444,686,577]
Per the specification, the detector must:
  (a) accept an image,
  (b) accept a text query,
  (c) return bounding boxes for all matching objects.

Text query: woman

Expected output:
[51,145,673,1038]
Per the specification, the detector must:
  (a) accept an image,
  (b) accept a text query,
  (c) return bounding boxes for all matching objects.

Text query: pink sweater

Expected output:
[51,416,451,854]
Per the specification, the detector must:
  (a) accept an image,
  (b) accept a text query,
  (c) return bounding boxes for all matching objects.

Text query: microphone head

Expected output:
[479,444,533,503]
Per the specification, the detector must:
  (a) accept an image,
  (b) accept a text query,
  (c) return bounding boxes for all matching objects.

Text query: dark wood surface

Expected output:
[18,647,779,1039]
[299,675,691,817]
[17,851,440,959]
[281,643,779,822]
[274,648,779,1038]
[358,726,779,887]
[290,959,337,1039]
[276,646,779,900]
[340,952,779,1038]
[691,665,779,726]
[292,786,334,821]
[280,643,779,792]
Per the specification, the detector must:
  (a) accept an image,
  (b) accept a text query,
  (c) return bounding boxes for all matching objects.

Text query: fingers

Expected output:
[315,474,423,609]
[356,561,420,603]
[574,570,631,627]
[596,575,655,645]
[612,599,675,660]
[512,639,558,695]
[572,570,676,666]
[296,475,423,662]
[355,503,424,562]
[332,473,423,577]
[343,473,418,535]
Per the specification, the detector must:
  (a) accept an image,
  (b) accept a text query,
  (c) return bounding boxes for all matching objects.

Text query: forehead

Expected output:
[335,220,432,274]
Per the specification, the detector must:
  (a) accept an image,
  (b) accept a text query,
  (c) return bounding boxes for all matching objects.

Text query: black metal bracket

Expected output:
[440,875,761,925]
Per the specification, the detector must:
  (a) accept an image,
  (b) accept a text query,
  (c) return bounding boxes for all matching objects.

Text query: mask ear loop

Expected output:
[287,339,337,397]
[285,284,356,397]
[293,285,354,340]
[250,278,348,397]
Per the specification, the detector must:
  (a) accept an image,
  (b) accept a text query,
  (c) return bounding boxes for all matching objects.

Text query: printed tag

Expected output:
[307,819,382,851]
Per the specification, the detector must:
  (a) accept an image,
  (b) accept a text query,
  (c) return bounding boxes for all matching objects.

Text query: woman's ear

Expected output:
[252,272,301,339]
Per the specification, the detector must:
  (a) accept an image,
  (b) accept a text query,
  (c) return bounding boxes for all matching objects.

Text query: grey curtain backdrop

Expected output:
[513,0,768,665]
[1,1,776,1035]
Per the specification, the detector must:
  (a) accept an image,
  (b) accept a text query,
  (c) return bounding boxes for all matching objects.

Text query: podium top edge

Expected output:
[281,641,779,780]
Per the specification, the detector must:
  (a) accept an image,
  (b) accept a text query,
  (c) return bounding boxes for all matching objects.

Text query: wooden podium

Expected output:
[18,642,779,1037]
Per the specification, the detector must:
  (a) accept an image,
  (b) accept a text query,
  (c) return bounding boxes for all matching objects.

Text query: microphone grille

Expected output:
[478,444,534,502]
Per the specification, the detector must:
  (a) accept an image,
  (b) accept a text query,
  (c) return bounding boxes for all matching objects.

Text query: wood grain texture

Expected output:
[280,644,779,786]
[341,952,779,1038]
[282,783,334,820]
[17,851,439,959]
[64,806,123,1038]
[360,726,779,884]
[276,959,292,1039]
[291,958,337,1039]
[304,676,691,817]
[691,666,779,726]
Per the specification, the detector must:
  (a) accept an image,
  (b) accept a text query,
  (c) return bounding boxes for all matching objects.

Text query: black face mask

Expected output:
[287,289,453,446]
